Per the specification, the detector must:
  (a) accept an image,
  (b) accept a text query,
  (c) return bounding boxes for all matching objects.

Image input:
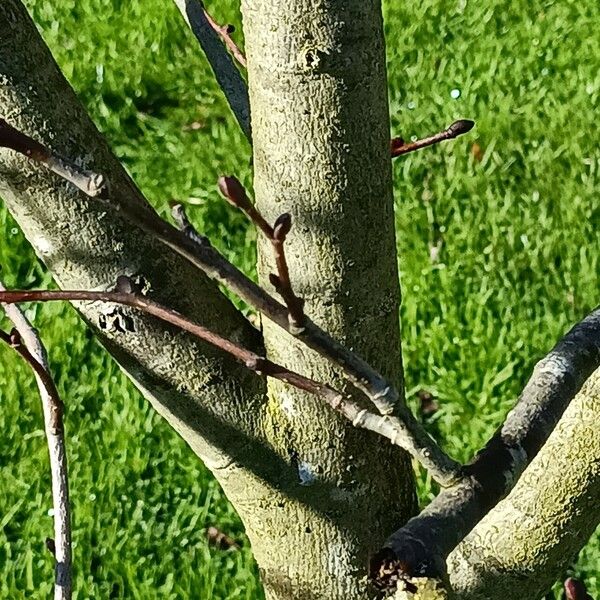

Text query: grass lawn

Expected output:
[0,0,598,597]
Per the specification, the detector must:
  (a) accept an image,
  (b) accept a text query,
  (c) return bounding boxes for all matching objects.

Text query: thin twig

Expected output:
[218,176,305,332]
[0,122,400,415]
[173,0,251,140]
[0,283,461,485]
[0,118,106,197]
[390,119,474,158]
[0,122,461,482]
[202,8,247,68]
[370,307,600,589]
[0,282,72,600]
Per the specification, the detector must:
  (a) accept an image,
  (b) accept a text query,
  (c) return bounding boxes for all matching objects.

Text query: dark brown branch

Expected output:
[202,7,247,68]
[390,119,474,158]
[0,284,72,599]
[371,307,600,590]
[0,121,461,483]
[0,118,107,197]
[218,176,305,332]
[0,283,460,484]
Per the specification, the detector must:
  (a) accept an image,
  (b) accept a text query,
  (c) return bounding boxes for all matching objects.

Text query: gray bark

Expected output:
[1,1,416,599]
[448,365,600,599]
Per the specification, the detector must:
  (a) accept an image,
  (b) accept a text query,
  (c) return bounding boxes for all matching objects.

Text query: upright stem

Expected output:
[240,0,416,597]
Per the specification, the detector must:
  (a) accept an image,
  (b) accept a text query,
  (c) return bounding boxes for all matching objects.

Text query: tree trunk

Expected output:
[0,1,416,599]
[232,1,416,597]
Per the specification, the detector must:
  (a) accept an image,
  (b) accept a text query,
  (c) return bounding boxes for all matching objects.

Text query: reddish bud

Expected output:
[564,577,590,600]
[273,213,292,241]
[218,176,251,211]
[448,119,475,137]
[390,137,406,153]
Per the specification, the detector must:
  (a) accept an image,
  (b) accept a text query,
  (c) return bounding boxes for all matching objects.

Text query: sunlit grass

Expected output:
[0,0,598,596]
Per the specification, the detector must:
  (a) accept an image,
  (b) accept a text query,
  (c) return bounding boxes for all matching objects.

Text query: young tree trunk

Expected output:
[0,1,416,599]
[232,1,417,598]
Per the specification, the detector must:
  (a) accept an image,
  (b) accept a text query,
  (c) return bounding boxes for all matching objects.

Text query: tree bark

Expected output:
[448,365,600,599]
[1,1,416,599]
[233,1,416,598]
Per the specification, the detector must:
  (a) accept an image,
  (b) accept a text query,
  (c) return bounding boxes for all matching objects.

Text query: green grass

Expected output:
[0,0,598,597]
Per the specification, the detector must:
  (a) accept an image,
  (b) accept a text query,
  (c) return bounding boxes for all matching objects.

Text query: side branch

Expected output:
[201,7,246,68]
[371,307,600,591]
[0,282,72,600]
[0,119,106,197]
[391,120,474,158]
[172,0,251,140]
[0,283,460,485]
[0,122,400,417]
[0,119,460,483]
[218,176,305,332]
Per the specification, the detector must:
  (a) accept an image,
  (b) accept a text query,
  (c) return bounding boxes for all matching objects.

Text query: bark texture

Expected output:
[0,0,273,475]
[240,1,415,598]
[448,366,600,599]
[1,2,415,599]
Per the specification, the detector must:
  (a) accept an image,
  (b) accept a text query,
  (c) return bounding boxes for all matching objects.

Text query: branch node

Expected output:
[269,272,282,291]
[171,203,211,247]
[114,275,137,295]
[352,408,369,427]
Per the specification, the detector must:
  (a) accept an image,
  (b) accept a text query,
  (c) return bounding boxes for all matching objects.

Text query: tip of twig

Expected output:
[273,213,292,241]
[564,577,593,600]
[45,537,56,557]
[9,328,21,347]
[447,119,475,137]
[218,176,252,211]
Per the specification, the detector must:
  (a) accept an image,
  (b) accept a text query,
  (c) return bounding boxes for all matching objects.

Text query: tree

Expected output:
[0,0,598,599]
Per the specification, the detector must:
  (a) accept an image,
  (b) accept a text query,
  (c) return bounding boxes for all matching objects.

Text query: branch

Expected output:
[0,119,107,197]
[0,282,72,600]
[0,120,460,484]
[0,124,399,417]
[391,120,474,158]
[370,307,600,591]
[218,176,305,332]
[201,7,246,68]
[172,0,250,140]
[0,280,459,484]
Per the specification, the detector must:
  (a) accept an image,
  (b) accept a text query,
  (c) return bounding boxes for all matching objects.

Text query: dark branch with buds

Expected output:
[391,119,475,158]
[3,97,595,599]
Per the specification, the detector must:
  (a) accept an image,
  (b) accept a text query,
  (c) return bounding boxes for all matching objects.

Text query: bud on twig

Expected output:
[273,213,292,241]
[447,119,475,137]
[218,176,252,212]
